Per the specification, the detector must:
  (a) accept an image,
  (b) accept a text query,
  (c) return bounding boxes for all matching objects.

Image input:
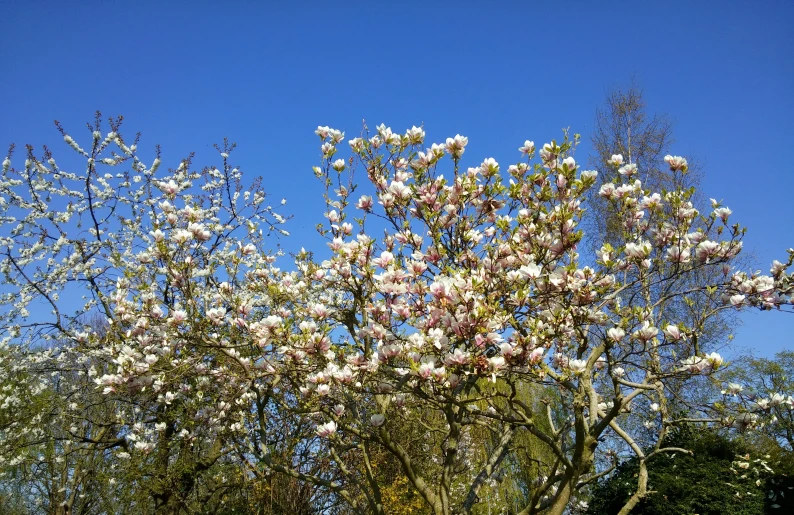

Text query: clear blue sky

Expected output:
[1,1,792,357]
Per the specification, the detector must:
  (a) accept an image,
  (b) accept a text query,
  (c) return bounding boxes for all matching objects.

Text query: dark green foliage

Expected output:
[587,428,774,515]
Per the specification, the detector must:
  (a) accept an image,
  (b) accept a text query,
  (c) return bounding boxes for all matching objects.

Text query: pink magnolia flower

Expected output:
[372,251,394,269]
[333,366,354,384]
[418,359,436,380]
[518,263,542,280]
[768,393,787,406]
[348,137,364,152]
[158,179,180,196]
[431,366,447,382]
[625,240,651,259]
[316,420,337,438]
[632,322,658,342]
[705,352,723,370]
[640,193,662,210]
[552,353,569,369]
[519,140,535,155]
[599,183,617,199]
[388,181,412,200]
[376,124,399,145]
[666,245,691,264]
[614,184,636,199]
[664,155,689,172]
[378,344,401,362]
[370,414,385,427]
[444,134,468,158]
[405,126,425,144]
[695,240,720,262]
[488,356,506,372]
[679,352,723,374]
[721,383,743,395]
[150,229,165,242]
[770,260,787,277]
[447,373,461,388]
[731,413,758,430]
[499,341,518,358]
[429,277,457,301]
[207,307,226,325]
[379,192,395,208]
[310,303,330,319]
[444,348,470,367]
[539,142,557,163]
[568,359,588,375]
[663,325,683,341]
[171,229,192,245]
[480,158,499,176]
[316,384,331,396]
[528,347,545,364]
[357,195,373,211]
[713,207,732,222]
[618,164,638,177]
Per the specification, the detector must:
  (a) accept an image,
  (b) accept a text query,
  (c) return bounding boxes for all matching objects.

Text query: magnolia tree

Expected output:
[279,126,793,515]
[1,116,793,515]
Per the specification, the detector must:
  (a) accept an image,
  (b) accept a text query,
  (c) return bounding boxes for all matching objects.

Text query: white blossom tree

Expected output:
[0,113,291,513]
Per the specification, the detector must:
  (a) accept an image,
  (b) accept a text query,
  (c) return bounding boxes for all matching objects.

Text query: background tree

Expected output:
[585,83,741,454]
[714,350,794,511]
[588,80,681,248]
[722,351,794,449]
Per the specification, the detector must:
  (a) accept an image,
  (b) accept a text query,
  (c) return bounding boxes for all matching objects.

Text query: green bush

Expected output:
[587,428,775,515]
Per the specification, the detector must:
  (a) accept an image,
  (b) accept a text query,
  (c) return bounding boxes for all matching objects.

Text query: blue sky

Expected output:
[1,0,792,357]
